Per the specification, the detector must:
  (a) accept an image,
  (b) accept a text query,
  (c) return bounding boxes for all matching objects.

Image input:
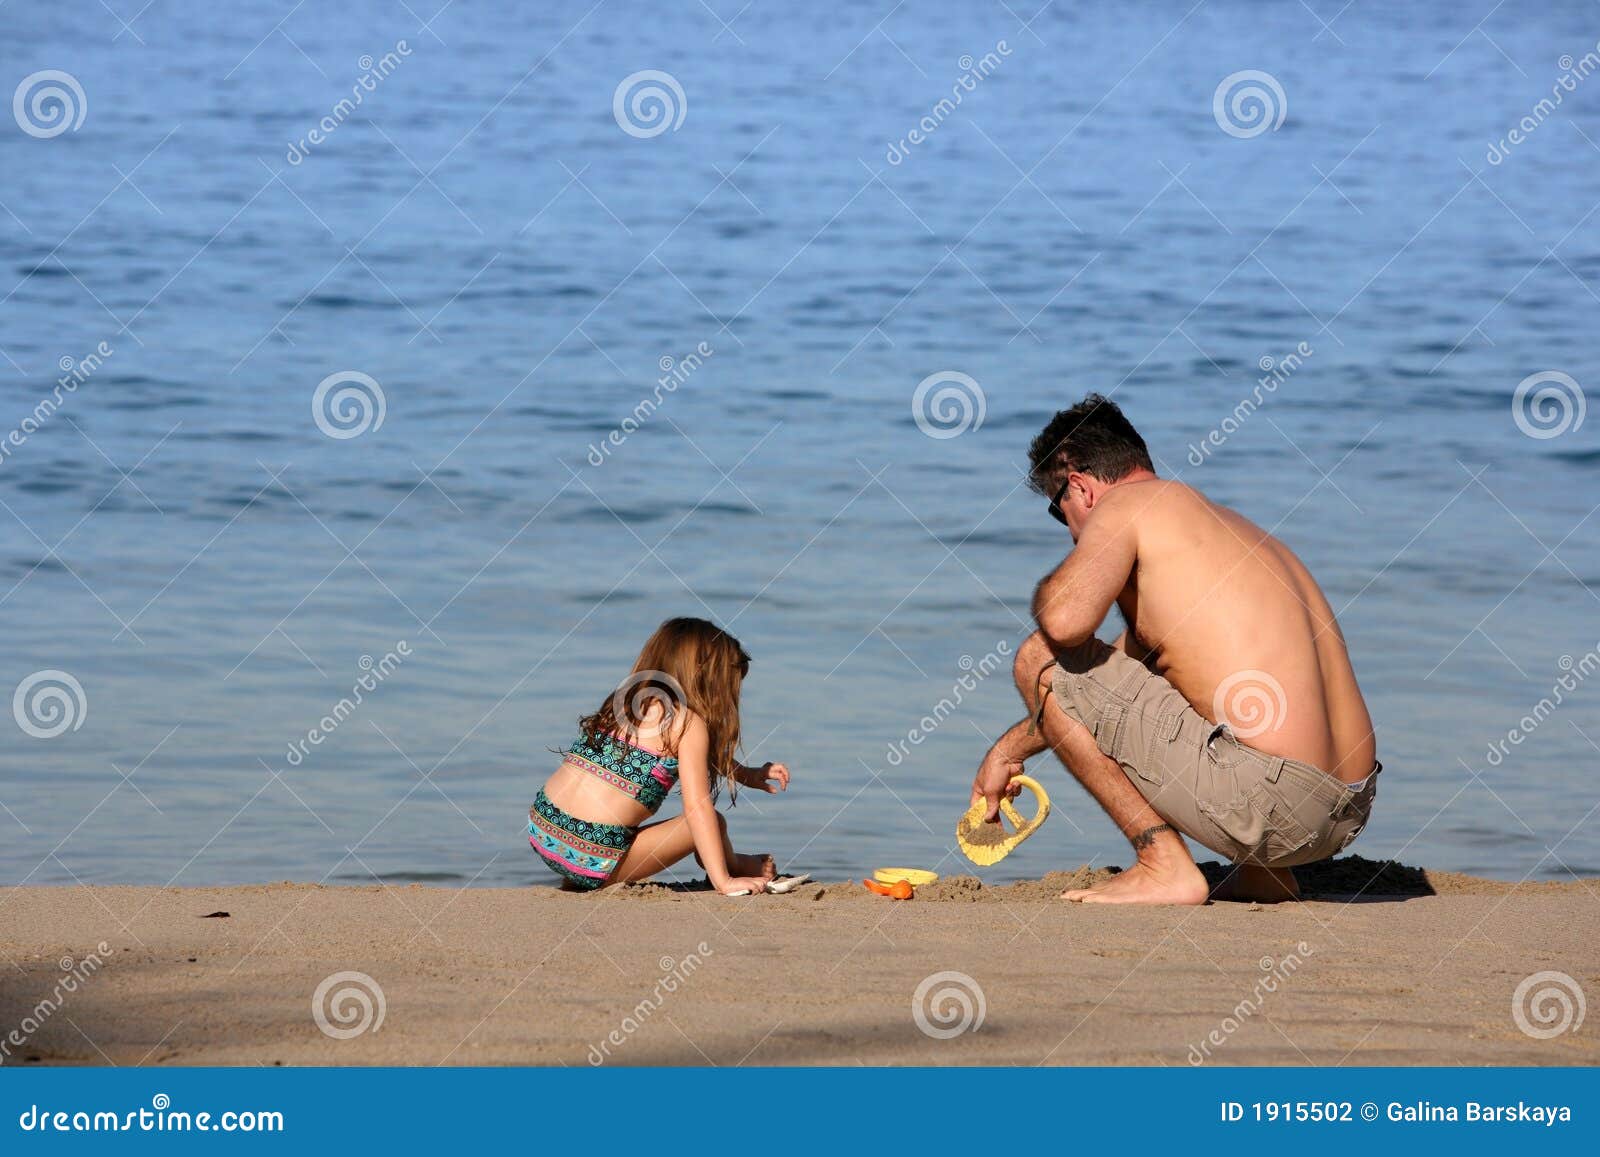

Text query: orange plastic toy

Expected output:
[863,878,914,900]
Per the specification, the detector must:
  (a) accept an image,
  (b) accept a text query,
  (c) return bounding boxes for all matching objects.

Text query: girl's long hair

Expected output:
[579,617,751,798]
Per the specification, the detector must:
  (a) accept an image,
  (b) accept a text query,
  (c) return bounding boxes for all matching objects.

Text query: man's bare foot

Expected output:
[1210,863,1300,903]
[1061,859,1210,905]
[1061,824,1208,905]
[728,851,776,880]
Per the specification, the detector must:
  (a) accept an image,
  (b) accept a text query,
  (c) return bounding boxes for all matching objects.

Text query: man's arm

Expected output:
[1030,494,1138,649]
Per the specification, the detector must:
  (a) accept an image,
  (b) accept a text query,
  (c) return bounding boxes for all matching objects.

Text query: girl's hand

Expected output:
[720,877,769,896]
[743,761,790,793]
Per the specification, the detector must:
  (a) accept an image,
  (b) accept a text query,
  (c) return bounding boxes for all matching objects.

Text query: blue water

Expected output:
[1,1,1596,888]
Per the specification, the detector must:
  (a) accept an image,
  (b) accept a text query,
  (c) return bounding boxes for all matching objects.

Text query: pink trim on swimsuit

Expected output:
[529,837,611,879]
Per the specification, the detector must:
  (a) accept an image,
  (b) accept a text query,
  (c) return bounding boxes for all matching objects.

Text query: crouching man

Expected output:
[971,394,1380,903]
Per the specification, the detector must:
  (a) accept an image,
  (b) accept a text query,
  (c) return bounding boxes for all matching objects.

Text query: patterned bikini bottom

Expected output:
[528,790,636,891]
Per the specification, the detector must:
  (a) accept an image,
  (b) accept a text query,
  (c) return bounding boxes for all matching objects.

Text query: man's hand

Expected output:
[970,745,1026,822]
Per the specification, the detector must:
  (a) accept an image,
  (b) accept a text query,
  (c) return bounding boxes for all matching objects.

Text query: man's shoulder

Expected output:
[1094,480,1233,553]
[1097,478,1196,519]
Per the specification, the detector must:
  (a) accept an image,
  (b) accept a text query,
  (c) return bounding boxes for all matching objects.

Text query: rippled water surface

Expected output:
[2,1,1598,886]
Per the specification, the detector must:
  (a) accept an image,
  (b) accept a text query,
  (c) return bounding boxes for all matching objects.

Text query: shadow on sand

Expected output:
[1198,854,1438,902]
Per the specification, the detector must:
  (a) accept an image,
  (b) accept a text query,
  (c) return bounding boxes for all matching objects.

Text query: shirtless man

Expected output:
[970,394,1380,904]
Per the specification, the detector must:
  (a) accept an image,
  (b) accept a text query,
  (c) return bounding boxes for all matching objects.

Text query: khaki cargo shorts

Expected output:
[1043,640,1379,868]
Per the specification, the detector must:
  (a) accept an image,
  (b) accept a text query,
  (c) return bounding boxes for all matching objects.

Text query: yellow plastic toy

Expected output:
[956,775,1051,866]
[873,867,939,887]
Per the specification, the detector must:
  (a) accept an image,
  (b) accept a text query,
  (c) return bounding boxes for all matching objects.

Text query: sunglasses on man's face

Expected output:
[1047,478,1072,526]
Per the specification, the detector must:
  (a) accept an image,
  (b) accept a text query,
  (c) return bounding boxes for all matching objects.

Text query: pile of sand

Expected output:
[913,868,1123,901]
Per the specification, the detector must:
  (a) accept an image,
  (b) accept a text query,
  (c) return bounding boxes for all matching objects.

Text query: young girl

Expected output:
[529,617,790,895]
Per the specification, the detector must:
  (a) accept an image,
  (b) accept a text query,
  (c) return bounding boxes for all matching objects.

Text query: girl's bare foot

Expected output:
[1061,824,1209,905]
[1210,863,1299,903]
[729,851,776,880]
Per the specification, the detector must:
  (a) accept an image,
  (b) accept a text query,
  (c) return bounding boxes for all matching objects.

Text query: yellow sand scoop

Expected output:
[957,775,1051,866]
[873,867,939,887]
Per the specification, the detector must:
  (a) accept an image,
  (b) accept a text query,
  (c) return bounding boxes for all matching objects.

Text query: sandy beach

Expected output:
[1,858,1594,1067]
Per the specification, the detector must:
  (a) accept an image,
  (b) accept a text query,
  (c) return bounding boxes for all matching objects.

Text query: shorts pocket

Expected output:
[1075,680,1121,746]
[1334,817,1365,854]
[1051,667,1104,733]
[1139,707,1190,787]
[1092,697,1131,769]
[1199,782,1317,866]
[1327,782,1377,855]
[1119,705,1185,789]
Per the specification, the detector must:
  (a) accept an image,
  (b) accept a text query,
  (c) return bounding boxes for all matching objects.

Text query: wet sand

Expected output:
[1,858,1595,1067]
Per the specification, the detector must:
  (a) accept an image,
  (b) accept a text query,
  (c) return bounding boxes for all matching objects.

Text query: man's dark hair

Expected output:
[1026,393,1154,495]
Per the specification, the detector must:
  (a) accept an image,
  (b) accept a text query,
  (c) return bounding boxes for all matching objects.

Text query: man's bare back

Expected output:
[1102,478,1375,782]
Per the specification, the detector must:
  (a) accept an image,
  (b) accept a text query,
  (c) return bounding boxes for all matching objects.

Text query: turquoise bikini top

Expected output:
[562,732,680,814]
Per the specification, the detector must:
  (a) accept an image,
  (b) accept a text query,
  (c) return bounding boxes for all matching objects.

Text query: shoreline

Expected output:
[2,857,1595,1067]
